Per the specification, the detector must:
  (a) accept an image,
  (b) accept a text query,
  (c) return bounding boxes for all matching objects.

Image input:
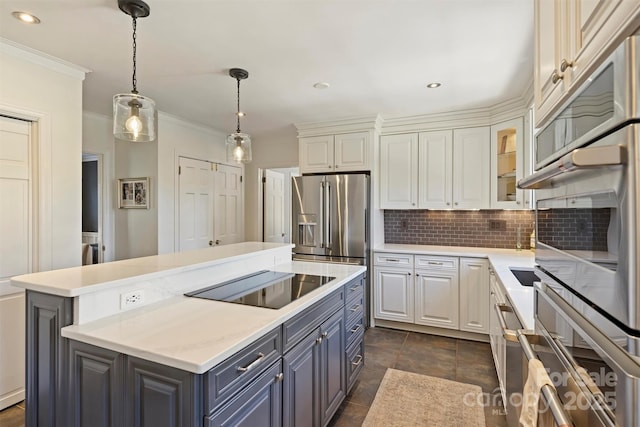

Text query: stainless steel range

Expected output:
[517,32,640,427]
[185,270,335,309]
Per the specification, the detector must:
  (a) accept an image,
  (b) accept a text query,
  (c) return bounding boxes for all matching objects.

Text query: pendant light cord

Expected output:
[236,78,241,133]
[131,16,138,94]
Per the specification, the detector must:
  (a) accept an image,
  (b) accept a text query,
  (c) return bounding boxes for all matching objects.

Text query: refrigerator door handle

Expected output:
[320,181,325,249]
[325,181,332,249]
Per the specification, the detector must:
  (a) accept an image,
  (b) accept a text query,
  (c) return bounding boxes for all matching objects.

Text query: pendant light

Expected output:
[113,0,156,142]
[226,68,252,164]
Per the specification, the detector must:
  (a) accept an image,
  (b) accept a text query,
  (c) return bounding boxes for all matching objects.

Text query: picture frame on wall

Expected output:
[118,177,149,209]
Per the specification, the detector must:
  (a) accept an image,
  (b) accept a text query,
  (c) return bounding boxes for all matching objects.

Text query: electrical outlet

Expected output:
[488,220,507,231]
[401,220,408,231]
[120,290,145,309]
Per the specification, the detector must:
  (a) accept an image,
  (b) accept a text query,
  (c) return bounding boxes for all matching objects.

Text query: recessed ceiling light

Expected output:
[426,82,441,88]
[313,82,330,89]
[12,11,41,24]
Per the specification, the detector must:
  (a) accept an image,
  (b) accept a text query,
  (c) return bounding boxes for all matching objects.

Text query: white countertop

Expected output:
[11,242,293,297]
[62,261,365,374]
[374,244,536,329]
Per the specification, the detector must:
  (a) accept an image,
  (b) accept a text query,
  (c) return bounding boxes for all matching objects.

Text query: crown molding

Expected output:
[295,114,383,137]
[0,38,90,80]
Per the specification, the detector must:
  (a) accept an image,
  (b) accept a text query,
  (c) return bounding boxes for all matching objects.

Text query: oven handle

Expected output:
[517,144,626,189]
[517,331,574,427]
[493,302,519,342]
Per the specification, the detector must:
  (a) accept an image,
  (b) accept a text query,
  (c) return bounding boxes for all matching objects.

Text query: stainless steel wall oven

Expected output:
[518,32,640,427]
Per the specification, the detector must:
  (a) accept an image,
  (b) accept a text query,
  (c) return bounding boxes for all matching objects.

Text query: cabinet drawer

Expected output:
[345,312,364,349]
[345,277,364,302]
[345,293,364,325]
[205,328,281,413]
[283,287,344,353]
[374,253,413,268]
[415,255,458,270]
[206,360,282,427]
[346,334,364,393]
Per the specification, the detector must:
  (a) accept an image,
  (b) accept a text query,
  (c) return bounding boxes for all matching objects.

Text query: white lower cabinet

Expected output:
[459,258,490,334]
[374,252,489,335]
[374,267,414,323]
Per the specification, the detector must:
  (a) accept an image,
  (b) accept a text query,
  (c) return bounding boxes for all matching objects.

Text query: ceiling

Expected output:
[0,0,534,138]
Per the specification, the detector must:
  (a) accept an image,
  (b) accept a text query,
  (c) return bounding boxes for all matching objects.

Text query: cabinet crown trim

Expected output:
[295,115,382,137]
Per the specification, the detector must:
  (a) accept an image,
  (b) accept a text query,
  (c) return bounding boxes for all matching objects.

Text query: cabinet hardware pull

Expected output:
[237,352,265,372]
[275,373,284,382]
[407,272,411,276]
[416,273,420,277]
[559,59,574,72]
[428,261,443,265]
[352,355,363,367]
[349,285,361,291]
[454,202,459,206]
[446,202,451,206]
[316,336,323,344]
[551,70,563,84]
[322,331,328,338]
[350,304,361,312]
[350,324,362,334]
[386,258,400,262]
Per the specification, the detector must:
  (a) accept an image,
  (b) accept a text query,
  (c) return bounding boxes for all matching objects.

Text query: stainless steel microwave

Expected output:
[534,33,640,169]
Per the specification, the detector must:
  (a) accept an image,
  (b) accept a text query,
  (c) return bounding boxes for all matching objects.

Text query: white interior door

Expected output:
[263,169,285,243]
[178,157,214,251]
[214,164,243,245]
[0,115,30,409]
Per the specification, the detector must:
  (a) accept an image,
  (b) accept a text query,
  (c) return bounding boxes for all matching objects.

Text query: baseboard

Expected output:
[373,319,489,343]
[0,388,25,411]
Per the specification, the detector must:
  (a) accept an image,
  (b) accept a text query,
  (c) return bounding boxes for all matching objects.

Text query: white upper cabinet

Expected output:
[418,130,453,209]
[534,0,640,126]
[380,133,418,209]
[490,117,530,209]
[299,131,370,174]
[381,127,490,210]
[452,127,491,209]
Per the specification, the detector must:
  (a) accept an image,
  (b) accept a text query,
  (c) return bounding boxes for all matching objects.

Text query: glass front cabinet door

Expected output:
[490,117,530,209]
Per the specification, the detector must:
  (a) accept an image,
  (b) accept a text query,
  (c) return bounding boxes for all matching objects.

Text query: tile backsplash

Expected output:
[384,210,535,249]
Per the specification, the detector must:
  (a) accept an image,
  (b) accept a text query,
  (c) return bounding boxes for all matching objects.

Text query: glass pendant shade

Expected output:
[113,93,156,142]
[226,132,252,164]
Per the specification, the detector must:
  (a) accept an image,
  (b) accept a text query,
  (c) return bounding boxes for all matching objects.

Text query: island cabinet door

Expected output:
[282,329,322,427]
[206,361,283,427]
[68,340,124,427]
[319,309,346,426]
[125,356,202,427]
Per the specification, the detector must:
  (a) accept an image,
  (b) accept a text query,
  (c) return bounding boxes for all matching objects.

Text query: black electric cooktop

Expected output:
[185,270,335,309]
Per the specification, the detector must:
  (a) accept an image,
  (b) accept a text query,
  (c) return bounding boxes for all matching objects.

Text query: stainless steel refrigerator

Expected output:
[291,173,370,323]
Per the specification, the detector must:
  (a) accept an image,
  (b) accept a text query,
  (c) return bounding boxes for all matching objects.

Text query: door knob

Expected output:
[209,240,213,246]
[215,239,221,245]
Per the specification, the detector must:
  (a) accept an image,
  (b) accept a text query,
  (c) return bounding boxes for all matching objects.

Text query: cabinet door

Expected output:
[418,130,452,209]
[299,135,334,174]
[319,310,345,426]
[535,0,569,123]
[283,331,321,427]
[125,357,200,427]
[490,117,525,209]
[69,341,124,427]
[380,134,418,209]
[374,267,414,322]
[452,127,490,209]
[334,132,369,171]
[414,269,459,330]
[459,258,490,334]
[206,362,282,427]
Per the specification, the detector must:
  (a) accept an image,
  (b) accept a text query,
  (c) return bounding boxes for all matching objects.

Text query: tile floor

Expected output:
[329,327,508,427]
[0,327,507,427]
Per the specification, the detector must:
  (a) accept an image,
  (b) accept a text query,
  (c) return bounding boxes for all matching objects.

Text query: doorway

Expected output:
[259,167,299,243]
[81,153,103,264]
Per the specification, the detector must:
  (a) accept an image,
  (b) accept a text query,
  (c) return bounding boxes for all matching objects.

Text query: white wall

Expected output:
[82,112,115,262]
[245,126,298,241]
[0,43,86,270]
[156,112,228,254]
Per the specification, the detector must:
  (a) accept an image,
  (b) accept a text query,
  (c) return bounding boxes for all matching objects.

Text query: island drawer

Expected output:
[346,311,364,348]
[345,276,364,302]
[346,333,364,392]
[204,327,282,413]
[345,292,364,325]
[283,287,344,353]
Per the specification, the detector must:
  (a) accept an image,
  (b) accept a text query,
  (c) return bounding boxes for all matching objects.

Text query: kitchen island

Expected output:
[11,242,366,427]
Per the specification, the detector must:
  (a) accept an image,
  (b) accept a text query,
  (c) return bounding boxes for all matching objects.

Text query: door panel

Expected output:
[374,268,413,322]
[320,312,345,425]
[327,175,367,259]
[291,176,325,256]
[414,270,459,330]
[178,157,214,251]
[264,170,285,243]
[214,164,243,245]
